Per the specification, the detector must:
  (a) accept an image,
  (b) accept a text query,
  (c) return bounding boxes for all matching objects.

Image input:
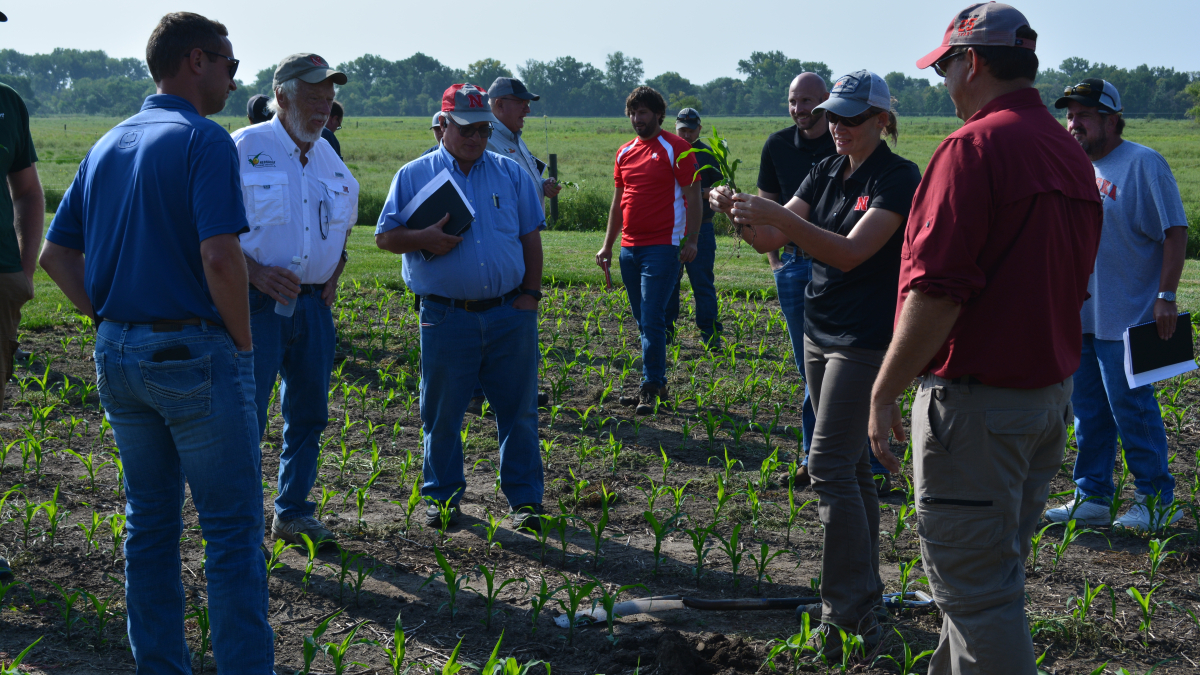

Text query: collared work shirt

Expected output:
[487,124,545,189]
[376,145,545,301]
[897,88,1103,389]
[232,116,359,284]
[46,95,249,324]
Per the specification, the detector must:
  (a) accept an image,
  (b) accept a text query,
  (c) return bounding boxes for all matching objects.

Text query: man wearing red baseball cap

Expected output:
[867,4,1103,671]
[375,83,548,534]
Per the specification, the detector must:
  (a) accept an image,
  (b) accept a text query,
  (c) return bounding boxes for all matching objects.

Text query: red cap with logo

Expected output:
[441,83,499,126]
[917,2,1036,70]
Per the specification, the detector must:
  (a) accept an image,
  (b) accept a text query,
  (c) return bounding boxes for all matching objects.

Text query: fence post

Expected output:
[549,153,558,225]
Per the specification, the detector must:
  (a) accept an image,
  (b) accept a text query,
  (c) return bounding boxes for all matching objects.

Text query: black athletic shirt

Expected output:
[691,139,723,222]
[796,141,921,350]
[756,125,836,205]
[321,127,342,159]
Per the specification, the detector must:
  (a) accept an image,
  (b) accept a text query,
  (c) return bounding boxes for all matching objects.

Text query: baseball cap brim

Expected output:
[1054,94,1117,114]
[916,44,954,70]
[445,110,499,126]
[297,68,348,86]
[814,96,872,118]
[675,121,699,129]
[0,11,8,21]
[513,91,540,101]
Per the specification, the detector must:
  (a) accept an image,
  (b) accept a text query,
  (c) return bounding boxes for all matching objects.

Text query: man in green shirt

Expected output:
[0,80,43,409]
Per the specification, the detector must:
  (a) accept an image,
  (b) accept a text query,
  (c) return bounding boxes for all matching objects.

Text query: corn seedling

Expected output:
[299,532,320,594]
[715,523,747,588]
[587,576,647,643]
[1028,522,1059,571]
[764,612,815,673]
[1069,579,1106,621]
[420,547,466,624]
[0,636,43,673]
[327,543,365,604]
[266,538,296,581]
[474,509,506,555]
[315,486,336,520]
[644,510,682,575]
[300,609,343,675]
[469,562,528,630]
[1143,534,1180,585]
[684,521,715,586]
[65,449,109,492]
[1051,519,1109,571]
[748,542,786,594]
[553,573,598,646]
[896,554,927,610]
[873,627,935,675]
[319,619,374,675]
[550,509,571,566]
[784,476,816,545]
[1127,584,1163,645]
[351,558,379,606]
[48,582,85,642]
[186,602,212,671]
[480,629,550,675]
[527,575,559,635]
[40,485,69,546]
[378,611,411,675]
[83,590,119,645]
[574,483,613,570]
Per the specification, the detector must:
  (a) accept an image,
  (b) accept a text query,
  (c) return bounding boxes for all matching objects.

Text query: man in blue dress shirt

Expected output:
[376,83,547,532]
[38,12,273,672]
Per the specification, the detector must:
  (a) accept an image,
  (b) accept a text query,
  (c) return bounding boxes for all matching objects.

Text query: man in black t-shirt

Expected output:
[322,100,343,159]
[667,108,723,348]
[755,72,834,484]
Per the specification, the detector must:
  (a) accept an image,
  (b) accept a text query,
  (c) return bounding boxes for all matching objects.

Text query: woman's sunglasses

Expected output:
[825,109,878,128]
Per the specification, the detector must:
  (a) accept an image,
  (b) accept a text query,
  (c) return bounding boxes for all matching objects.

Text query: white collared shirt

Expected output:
[487,124,544,191]
[232,116,359,284]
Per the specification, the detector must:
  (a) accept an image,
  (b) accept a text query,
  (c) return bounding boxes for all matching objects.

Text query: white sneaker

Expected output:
[1114,493,1184,532]
[1044,497,1112,527]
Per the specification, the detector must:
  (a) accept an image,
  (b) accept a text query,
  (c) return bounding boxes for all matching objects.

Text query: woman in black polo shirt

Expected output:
[711,70,920,655]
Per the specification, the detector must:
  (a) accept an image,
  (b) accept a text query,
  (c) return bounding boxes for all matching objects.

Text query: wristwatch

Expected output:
[520,288,543,300]
[1157,291,1176,302]
[340,250,350,263]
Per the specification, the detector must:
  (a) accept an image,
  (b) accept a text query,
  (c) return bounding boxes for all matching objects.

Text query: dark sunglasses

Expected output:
[447,118,494,139]
[932,50,966,78]
[195,49,239,79]
[1063,83,1098,97]
[826,109,878,128]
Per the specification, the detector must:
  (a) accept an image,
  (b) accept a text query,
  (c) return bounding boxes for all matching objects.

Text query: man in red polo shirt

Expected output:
[596,86,700,415]
[865,4,1102,671]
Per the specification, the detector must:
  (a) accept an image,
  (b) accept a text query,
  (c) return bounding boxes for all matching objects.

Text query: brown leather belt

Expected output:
[783,244,812,259]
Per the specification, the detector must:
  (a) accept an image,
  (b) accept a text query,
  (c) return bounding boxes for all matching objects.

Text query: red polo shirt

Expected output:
[897,88,1103,389]
[613,130,697,247]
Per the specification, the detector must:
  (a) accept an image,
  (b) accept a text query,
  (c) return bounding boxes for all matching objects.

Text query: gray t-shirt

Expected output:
[1081,140,1189,340]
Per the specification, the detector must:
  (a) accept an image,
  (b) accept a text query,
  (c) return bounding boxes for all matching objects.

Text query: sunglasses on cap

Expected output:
[826,109,879,128]
[446,118,494,139]
[932,49,967,78]
[196,49,239,79]
[1063,83,1099,98]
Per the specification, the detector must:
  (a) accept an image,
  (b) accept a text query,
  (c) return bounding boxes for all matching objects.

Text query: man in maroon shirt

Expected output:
[866,4,1102,672]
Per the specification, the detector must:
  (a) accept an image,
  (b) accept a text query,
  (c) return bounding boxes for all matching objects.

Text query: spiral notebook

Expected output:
[1123,313,1197,388]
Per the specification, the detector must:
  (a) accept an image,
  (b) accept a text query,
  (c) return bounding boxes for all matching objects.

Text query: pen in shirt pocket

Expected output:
[492,193,499,208]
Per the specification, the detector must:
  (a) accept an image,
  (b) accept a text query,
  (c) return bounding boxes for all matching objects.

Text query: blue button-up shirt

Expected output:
[376,145,545,300]
[46,95,249,324]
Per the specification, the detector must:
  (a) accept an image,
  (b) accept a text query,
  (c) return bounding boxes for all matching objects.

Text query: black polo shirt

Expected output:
[691,139,722,222]
[321,127,342,159]
[797,142,921,350]
[756,125,836,204]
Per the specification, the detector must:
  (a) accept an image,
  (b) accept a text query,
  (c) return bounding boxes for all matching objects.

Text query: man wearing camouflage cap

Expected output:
[233,53,359,549]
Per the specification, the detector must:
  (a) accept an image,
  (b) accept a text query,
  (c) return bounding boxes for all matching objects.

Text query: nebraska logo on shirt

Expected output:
[1096,177,1117,201]
[853,196,870,211]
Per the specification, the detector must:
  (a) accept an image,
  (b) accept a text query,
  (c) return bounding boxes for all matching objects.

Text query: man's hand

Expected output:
[1154,298,1178,340]
[249,263,301,305]
[595,246,612,269]
[321,277,340,306]
[767,249,783,271]
[543,179,562,199]
[868,397,905,474]
[513,293,539,311]
[680,241,698,264]
[710,185,737,214]
[420,213,462,256]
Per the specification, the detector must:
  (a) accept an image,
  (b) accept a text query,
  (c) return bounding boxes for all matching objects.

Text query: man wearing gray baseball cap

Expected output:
[867,4,1103,672]
[233,52,359,550]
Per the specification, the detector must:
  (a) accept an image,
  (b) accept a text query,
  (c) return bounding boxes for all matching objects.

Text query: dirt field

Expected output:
[1,282,1198,674]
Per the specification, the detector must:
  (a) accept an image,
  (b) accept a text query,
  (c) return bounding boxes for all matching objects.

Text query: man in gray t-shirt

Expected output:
[1045,79,1188,531]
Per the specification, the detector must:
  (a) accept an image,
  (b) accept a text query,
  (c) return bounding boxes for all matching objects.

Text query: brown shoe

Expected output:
[793,463,811,488]
[466,396,486,416]
[636,383,668,416]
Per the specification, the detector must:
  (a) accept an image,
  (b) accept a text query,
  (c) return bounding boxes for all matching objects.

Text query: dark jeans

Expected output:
[667,221,722,343]
[619,244,680,387]
[773,251,816,460]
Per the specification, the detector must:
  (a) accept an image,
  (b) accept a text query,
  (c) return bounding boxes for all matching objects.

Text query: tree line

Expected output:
[1,47,1197,119]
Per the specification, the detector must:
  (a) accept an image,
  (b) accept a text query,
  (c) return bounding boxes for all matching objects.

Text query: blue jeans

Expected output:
[95,321,272,673]
[249,288,336,520]
[667,221,723,343]
[419,295,542,507]
[1071,334,1175,503]
[773,251,817,462]
[620,244,680,387]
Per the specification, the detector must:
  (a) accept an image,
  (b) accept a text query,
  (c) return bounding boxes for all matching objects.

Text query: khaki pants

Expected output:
[804,336,885,627]
[0,271,32,409]
[913,374,1072,675]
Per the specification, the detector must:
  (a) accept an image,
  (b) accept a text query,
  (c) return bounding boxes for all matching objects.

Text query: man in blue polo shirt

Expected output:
[376,83,547,532]
[39,12,273,672]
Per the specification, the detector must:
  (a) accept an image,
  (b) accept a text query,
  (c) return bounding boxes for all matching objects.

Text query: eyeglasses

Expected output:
[826,109,878,128]
[318,199,330,240]
[932,50,967,78]
[500,96,530,108]
[197,49,240,79]
[447,119,493,139]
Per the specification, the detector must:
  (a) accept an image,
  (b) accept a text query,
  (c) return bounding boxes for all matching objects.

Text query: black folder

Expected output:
[401,171,475,261]
[1123,313,1197,387]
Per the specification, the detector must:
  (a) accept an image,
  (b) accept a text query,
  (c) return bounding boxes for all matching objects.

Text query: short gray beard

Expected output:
[281,110,324,144]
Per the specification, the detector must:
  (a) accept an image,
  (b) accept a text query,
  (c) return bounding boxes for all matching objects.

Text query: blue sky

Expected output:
[6,0,1198,85]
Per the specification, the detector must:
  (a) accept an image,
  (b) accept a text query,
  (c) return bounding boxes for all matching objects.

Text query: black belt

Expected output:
[252,283,325,296]
[783,244,812,259]
[423,289,520,312]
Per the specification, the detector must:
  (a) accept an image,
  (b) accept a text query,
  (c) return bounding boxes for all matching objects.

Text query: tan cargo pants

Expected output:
[0,271,33,409]
[913,374,1072,675]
